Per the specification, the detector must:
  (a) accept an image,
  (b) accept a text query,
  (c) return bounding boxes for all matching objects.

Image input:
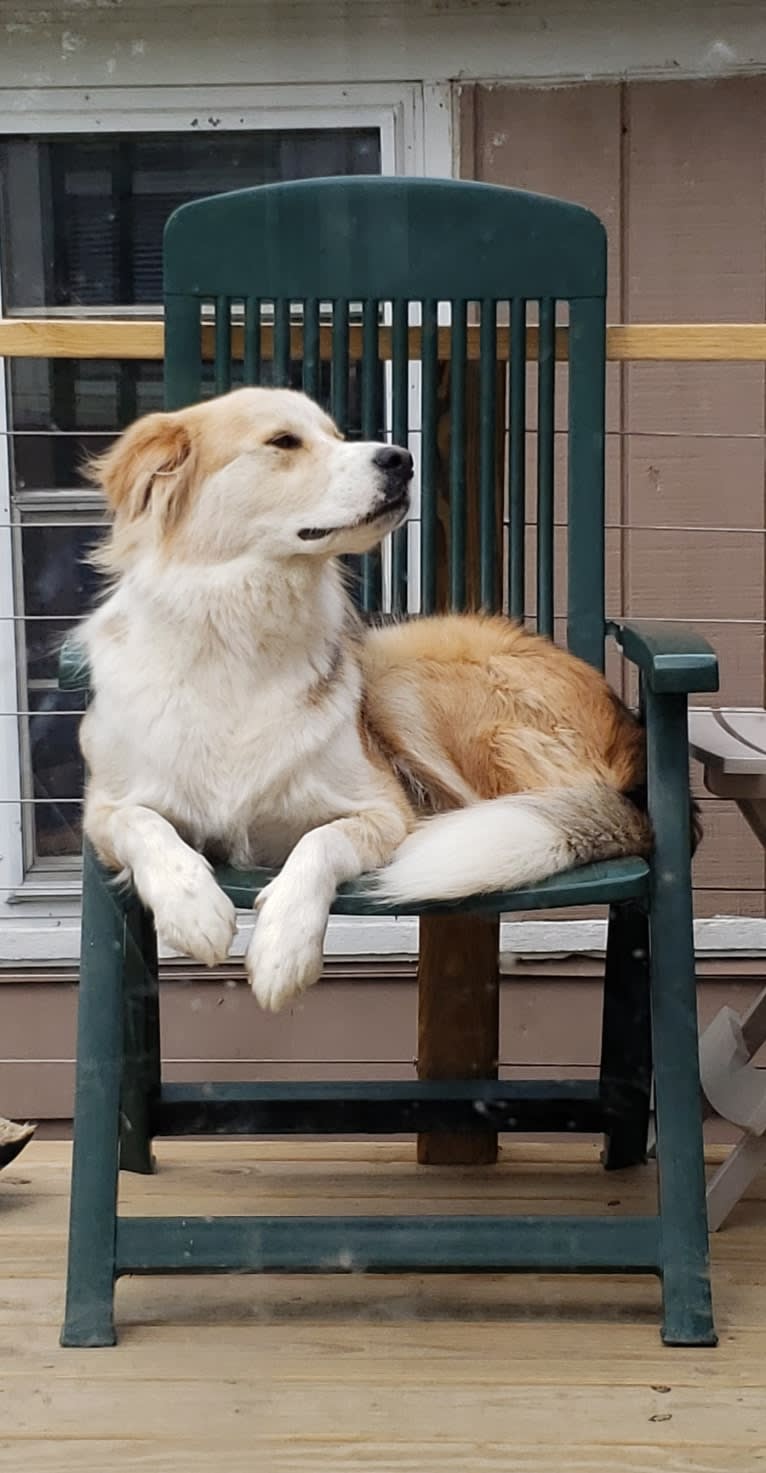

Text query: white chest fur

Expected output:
[80,559,374,866]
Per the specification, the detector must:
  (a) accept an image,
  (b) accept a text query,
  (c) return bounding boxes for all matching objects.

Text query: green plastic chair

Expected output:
[60,177,718,1349]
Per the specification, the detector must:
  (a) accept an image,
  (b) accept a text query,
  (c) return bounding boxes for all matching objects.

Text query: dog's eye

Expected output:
[268,433,302,451]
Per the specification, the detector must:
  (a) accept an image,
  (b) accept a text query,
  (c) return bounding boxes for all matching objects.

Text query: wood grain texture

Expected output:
[417,914,499,1165]
[1,1141,766,1467]
[2,318,766,362]
[0,1444,762,1473]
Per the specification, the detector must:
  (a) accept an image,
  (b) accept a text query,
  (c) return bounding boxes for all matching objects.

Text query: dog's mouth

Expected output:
[298,488,410,543]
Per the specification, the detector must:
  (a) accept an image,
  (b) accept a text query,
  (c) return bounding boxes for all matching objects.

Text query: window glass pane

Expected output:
[27,690,86,859]
[0,125,382,869]
[0,129,380,308]
[21,522,104,681]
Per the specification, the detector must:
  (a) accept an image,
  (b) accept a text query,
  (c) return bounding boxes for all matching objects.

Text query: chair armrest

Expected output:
[59,637,91,692]
[613,620,719,696]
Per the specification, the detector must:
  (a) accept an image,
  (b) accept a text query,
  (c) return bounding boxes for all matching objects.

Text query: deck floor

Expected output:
[1,1139,766,1470]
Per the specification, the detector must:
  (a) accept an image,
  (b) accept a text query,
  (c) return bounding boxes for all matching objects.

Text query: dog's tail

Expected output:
[374,781,652,906]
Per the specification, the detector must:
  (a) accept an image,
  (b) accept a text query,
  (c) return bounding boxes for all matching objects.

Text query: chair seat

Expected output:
[213,855,650,916]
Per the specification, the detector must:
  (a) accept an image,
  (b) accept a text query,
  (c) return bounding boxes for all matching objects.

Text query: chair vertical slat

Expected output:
[536,297,556,638]
[449,300,467,612]
[567,296,606,670]
[301,298,320,401]
[479,299,497,611]
[508,297,527,621]
[214,297,231,396]
[360,299,382,613]
[331,298,349,430]
[244,297,262,385]
[390,299,410,614]
[163,296,203,410]
[420,298,439,616]
[273,299,291,386]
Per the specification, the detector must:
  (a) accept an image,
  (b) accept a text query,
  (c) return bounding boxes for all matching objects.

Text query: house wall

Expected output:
[2,0,766,1122]
[460,74,766,921]
[4,959,765,1133]
[0,0,765,90]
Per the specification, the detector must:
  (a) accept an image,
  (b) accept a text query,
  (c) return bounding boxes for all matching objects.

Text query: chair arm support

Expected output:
[612,620,719,695]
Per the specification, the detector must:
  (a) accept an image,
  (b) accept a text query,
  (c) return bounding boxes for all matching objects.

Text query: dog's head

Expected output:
[89,386,412,568]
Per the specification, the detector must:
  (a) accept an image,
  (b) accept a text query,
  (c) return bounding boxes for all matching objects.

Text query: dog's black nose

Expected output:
[373,445,414,481]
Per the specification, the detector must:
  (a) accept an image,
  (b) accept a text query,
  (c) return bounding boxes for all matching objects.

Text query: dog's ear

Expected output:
[87,413,196,533]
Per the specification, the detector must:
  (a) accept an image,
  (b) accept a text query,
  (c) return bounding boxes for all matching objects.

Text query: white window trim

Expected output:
[0,79,443,963]
[0,79,758,962]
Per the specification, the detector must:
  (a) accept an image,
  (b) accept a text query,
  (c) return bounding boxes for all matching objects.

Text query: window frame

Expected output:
[0,81,437,958]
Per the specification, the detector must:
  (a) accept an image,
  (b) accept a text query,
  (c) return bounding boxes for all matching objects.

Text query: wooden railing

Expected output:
[1,319,766,362]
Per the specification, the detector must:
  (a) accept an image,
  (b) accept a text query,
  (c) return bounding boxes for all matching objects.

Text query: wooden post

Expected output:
[417,914,500,1164]
[416,356,506,1165]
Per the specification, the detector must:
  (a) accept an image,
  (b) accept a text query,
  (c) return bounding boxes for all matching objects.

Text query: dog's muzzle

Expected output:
[373,444,414,493]
[297,443,413,541]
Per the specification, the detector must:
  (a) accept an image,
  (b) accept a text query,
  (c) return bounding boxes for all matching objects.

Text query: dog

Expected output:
[78,385,651,1012]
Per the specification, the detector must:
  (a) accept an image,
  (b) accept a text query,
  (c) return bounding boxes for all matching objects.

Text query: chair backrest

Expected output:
[163,176,607,670]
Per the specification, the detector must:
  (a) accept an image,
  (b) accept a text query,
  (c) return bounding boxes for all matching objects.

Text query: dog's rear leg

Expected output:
[247,807,408,1012]
[85,798,237,967]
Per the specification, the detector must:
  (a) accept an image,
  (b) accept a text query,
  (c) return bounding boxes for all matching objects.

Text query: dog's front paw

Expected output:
[150,855,236,967]
[246,882,326,1012]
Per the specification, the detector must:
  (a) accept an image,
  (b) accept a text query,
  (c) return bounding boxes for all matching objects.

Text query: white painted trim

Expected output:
[0,914,761,968]
[421,82,453,180]
[0,82,423,141]
[0,258,23,905]
[0,2,763,91]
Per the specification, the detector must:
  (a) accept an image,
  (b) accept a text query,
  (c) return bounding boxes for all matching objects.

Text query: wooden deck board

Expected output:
[2,1445,765,1473]
[1,1142,765,1468]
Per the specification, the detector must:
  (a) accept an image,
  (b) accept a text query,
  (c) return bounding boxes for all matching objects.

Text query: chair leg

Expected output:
[120,901,160,1175]
[600,902,652,1170]
[61,843,125,1347]
[646,688,717,1347]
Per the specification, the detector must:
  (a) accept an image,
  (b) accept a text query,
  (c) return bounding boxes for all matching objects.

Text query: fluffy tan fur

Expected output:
[79,386,651,1012]
[362,614,646,807]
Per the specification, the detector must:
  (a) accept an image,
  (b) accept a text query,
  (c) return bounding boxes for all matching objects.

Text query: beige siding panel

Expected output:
[625,78,766,322]
[689,625,764,710]
[467,82,623,432]
[623,74,766,757]
[627,434,764,531]
[471,82,623,318]
[625,530,763,622]
[626,362,764,438]
[694,890,766,919]
[465,77,765,929]
[693,800,766,893]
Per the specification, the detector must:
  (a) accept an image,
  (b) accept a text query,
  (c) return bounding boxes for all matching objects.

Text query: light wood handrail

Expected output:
[1,318,766,363]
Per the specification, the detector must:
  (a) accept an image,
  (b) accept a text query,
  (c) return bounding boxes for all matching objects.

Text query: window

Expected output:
[0,120,384,876]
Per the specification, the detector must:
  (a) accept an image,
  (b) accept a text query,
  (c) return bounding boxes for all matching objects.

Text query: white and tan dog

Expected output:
[79,386,650,1012]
